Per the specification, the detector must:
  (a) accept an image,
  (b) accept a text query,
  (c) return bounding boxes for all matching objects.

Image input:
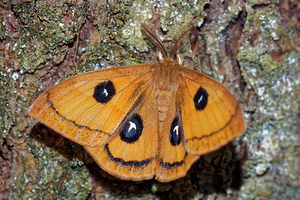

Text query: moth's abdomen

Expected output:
[154,90,171,114]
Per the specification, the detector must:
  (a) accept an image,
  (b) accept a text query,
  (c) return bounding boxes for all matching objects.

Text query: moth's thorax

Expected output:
[28,24,246,183]
[150,59,181,123]
[150,58,181,92]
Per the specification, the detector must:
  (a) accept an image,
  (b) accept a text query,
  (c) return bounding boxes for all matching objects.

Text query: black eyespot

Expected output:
[194,87,208,110]
[169,118,181,146]
[120,114,143,143]
[93,80,116,103]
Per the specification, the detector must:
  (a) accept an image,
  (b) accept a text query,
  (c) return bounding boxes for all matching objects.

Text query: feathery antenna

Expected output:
[169,21,198,59]
[141,21,198,60]
[141,23,168,59]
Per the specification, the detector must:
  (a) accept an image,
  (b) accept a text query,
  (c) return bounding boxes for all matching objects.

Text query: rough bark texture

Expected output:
[0,0,299,199]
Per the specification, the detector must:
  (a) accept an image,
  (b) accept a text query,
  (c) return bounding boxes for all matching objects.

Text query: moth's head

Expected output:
[141,23,197,64]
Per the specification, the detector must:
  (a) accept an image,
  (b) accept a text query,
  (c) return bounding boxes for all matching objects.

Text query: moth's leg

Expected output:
[176,54,183,65]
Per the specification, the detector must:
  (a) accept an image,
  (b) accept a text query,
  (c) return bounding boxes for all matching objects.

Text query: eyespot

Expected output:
[194,87,208,110]
[169,118,181,146]
[120,114,143,143]
[93,80,116,103]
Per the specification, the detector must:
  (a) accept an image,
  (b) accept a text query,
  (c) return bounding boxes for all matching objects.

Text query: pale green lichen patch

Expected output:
[111,1,154,53]
[238,8,287,77]
[247,0,280,7]
[100,1,209,60]
[159,1,208,39]
[0,62,15,146]
[76,2,151,72]
[237,5,300,199]
[0,15,11,39]
[0,59,29,147]
[11,1,87,73]
[78,41,128,72]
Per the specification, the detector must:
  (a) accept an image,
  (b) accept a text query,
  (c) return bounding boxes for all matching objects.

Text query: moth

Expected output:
[29,23,245,182]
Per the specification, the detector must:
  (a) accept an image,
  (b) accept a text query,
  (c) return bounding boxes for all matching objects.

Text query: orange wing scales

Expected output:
[29,65,153,147]
[179,67,245,155]
[154,92,200,182]
[85,88,158,181]
[184,103,244,153]
[30,90,112,147]
[29,59,245,182]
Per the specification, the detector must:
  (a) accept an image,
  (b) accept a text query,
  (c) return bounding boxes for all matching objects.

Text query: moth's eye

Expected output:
[193,87,208,110]
[169,118,181,146]
[120,114,143,143]
[93,80,116,103]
